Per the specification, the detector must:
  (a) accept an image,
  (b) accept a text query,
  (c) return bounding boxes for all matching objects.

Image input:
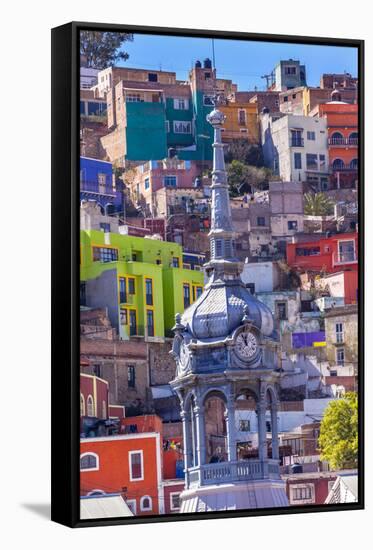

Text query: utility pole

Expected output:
[261,72,274,90]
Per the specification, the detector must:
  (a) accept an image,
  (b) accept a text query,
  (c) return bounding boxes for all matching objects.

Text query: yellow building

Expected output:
[219,101,259,144]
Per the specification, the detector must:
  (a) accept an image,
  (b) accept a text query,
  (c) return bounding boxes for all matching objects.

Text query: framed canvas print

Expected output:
[51,22,364,527]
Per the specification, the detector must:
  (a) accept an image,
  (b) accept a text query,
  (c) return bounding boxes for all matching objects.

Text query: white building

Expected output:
[261,113,329,190]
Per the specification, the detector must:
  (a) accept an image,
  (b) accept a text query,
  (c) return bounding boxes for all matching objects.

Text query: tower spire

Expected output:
[206,95,241,276]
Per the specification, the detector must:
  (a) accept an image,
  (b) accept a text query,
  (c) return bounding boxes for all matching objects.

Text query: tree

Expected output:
[225,140,264,167]
[80,31,134,69]
[304,192,334,216]
[227,160,272,196]
[318,392,358,470]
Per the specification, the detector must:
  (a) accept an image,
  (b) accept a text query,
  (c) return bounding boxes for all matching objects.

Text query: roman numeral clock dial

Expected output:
[235,330,259,363]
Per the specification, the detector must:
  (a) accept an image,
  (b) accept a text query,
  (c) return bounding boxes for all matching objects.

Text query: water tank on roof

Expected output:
[290,463,303,474]
[195,60,202,68]
[204,58,212,69]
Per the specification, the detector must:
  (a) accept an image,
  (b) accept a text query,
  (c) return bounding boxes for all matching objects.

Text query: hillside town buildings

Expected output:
[79,52,359,517]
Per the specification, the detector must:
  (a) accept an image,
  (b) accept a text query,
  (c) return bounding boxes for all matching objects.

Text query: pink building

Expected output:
[130,159,200,216]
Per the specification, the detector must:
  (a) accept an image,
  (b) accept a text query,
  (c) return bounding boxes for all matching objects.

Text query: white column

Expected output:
[271,403,280,461]
[225,395,237,462]
[193,403,206,466]
[257,399,268,462]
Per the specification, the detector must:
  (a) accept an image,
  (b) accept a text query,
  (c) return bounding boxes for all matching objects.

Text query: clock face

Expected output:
[235,331,258,361]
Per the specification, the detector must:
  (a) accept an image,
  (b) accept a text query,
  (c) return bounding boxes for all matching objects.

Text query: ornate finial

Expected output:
[173,312,185,332]
[242,305,253,325]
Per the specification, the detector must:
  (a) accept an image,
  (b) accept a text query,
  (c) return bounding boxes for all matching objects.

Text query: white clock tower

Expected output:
[170,95,289,513]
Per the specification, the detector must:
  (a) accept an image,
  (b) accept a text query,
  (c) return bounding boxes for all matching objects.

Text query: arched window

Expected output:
[80,394,85,417]
[349,132,358,145]
[140,495,152,511]
[330,132,344,145]
[102,400,107,419]
[87,395,94,417]
[87,490,106,496]
[350,158,358,169]
[80,452,99,471]
[332,158,345,170]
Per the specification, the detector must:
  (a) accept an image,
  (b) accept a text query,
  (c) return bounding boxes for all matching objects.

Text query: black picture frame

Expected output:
[51,21,364,528]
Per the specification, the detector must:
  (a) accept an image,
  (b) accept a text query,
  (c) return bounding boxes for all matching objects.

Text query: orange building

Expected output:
[310,102,358,189]
[80,432,163,516]
[220,100,259,144]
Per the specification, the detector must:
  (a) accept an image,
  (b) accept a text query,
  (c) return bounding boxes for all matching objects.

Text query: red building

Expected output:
[80,432,163,516]
[284,471,338,506]
[311,101,358,189]
[286,232,358,275]
[80,414,185,516]
[80,373,109,420]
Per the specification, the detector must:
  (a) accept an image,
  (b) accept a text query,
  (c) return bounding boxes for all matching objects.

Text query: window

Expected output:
[80,453,99,471]
[266,420,271,433]
[283,96,288,102]
[140,496,152,511]
[288,220,298,231]
[215,239,223,257]
[165,120,170,133]
[98,173,106,193]
[144,177,150,191]
[173,121,192,134]
[257,216,266,227]
[336,347,345,366]
[240,129,248,133]
[338,240,355,263]
[93,364,101,378]
[129,310,137,336]
[292,486,313,501]
[295,246,320,256]
[99,222,110,233]
[330,370,338,377]
[119,277,127,303]
[276,301,287,321]
[170,492,181,511]
[239,420,251,432]
[238,109,246,125]
[307,131,316,141]
[102,400,106,419]
[148,73,158,82]
[290,130,303,147]
[120,308,128,325]
[87,395,94,417]
[306,153,318,170]
[127,365,136,388]
[319,154,326,170]
[332,158,345,170]
[174,98,188,110]
[128,278,136,295]
[193,285,203,301]
[147,310,154,337]
[183,283,191,309]
[350,158,358,169]
[294,152,302,169]
[164,176,177,187]
[126,93,142,102]
[145,278,153,305]
[80,394,85,416]
[93,247,118,263]
[80,282,86,306]
[224,239,232,257]
[336,322,344,343]
[203,94,215,106]
[172,257,179,268]
[129,451,144,481]
[285,66,297,75]
[204,71,211,79]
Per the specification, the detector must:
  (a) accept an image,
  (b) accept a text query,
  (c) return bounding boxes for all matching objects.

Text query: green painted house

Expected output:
[80,230,204,340]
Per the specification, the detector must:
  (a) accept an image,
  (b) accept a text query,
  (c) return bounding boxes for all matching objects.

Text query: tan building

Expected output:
[220,100,259,143]
[324,304,358,372]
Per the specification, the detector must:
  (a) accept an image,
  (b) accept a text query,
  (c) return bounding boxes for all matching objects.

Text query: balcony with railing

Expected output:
[187,459,281,488]
[80,179,119,199]
[329,137,358,147]
[290,137,304,147]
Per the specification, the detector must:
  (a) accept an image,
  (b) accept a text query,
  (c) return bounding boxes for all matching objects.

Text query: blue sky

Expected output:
[120,34,358,91]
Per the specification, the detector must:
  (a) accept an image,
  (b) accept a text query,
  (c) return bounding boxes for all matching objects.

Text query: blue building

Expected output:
[80,157,123,214]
